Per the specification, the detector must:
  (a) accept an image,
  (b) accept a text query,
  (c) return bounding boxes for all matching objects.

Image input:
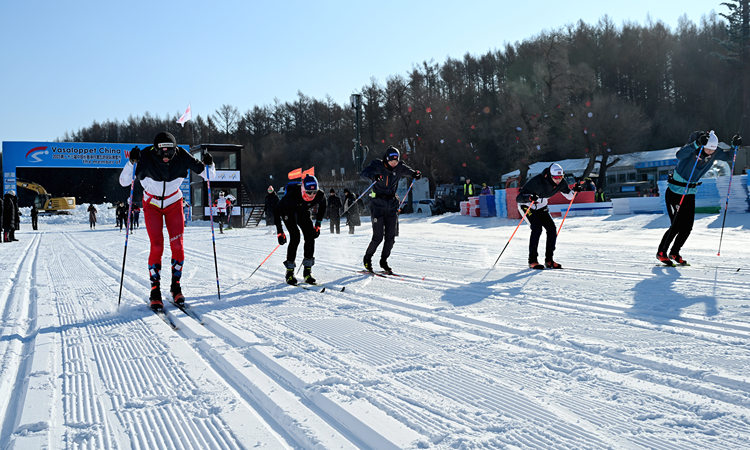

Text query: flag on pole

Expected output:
[177,104,192,127]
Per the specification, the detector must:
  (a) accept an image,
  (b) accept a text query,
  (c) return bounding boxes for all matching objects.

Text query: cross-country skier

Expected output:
[657,130,741,266]
[361,146,421,274]
[88,204,97,229]
[119,131,215,310]
[274,174,327,285]
[516,163,584,269]
[214,191,230,233]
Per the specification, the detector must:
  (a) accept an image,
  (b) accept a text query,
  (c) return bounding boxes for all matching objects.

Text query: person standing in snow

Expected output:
[361,146,421,274]
[343,188,360,234]
[657,131,741,266]
[274,175,327,285]
[516,163,584,269]
[265,186,279,227]
[119,131,215,311]
[214,191,229,233]
[2,191,18,242]
[327,189,342,234]
[88,204,97,229]
[30,205,38,231]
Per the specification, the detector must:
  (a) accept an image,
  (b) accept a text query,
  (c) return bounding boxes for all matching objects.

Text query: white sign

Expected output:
[204,207,241,216]
[213,170,241,182]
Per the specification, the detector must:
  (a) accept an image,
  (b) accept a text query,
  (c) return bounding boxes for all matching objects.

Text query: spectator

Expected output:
[327,188,343,234]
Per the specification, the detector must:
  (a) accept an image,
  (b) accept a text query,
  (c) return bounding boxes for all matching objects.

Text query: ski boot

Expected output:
[669,253,689,266]
[303,267,317,285]
[171,279,185,306]
[363,257,374,273]
[545,260,563,269]
[380,259,393,275]
[149,285,163,311]
[529,260,545,270]
[285,268,298,285]
[656,251,675,266]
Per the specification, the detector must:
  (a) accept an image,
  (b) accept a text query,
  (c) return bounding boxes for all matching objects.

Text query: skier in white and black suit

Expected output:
[360,146,421,274]
[516,163,584,270]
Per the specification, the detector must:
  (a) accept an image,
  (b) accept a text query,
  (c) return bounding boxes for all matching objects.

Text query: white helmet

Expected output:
[705,130,719,150]
[549,163,564,177]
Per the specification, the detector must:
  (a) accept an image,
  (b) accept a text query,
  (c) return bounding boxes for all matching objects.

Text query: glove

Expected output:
[277,233,286,245]
[202,152,213,166]
[129,146,140,162]
[313,221,321,238]
[528,194,539,202]
[696,131,708,147]
[413,170,422,180]
[573,184,583,193]
[732,134,742,147]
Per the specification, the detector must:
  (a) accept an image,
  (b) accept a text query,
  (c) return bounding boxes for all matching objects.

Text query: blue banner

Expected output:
[2,141,189,196]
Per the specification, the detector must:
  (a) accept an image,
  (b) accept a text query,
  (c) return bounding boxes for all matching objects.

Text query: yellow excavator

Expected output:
[16,179,76,213]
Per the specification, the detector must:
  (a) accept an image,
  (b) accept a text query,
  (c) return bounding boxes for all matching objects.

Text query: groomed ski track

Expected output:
[1,212,749,448]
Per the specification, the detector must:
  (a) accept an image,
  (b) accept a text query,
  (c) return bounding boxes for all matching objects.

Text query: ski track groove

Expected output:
[131,229,750,446]
[0,234,44,448]
[69,231,377,449]
[55,232,252,449]
[42,226,750,447]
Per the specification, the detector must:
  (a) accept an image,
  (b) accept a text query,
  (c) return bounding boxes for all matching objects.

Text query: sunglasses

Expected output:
[551,175,563,180]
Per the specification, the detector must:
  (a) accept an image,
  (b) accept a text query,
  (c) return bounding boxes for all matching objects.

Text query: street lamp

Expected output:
[350,93,363,173]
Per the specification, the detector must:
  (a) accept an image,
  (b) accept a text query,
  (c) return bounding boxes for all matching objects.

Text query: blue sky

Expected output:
[0,1,720,141]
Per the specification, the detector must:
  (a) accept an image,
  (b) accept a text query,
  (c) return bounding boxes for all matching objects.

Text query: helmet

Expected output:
[267,185,274,193]
[301,175,319,201]
[219,191,225,197]
[384,146,400,162]
[549,163,564,178]
[153,131,178,160]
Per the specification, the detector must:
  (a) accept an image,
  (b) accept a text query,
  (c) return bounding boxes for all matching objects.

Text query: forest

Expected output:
[62,2,750,201]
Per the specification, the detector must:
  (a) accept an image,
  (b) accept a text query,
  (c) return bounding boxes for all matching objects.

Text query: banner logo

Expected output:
[25,146,49,162]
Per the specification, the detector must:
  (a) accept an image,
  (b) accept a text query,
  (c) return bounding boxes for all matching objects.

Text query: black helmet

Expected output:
[384,146,400,162]
[154,131,178,160]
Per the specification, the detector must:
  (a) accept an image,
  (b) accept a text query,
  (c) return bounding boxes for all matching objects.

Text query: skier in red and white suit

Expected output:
[120,131,215,310]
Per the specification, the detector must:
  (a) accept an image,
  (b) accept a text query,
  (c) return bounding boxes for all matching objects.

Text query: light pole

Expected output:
[350,93,363,173]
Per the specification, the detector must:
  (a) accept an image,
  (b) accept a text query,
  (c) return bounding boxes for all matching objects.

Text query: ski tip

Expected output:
[320,287,326,293]
[340,287,346,292]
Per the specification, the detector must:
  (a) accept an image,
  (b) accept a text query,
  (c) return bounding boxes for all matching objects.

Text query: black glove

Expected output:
[695,131,708,147]
[313,221,321,238]
[413,170,422,180]
[129,146,140,163]
[732,134,742,147]
[573,184,583,193]
[528,194,539,202]
[277,232,286,245]
[202,152,213,166]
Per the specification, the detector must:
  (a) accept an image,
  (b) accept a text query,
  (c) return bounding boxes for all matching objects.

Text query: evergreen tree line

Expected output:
[64,6,748,200]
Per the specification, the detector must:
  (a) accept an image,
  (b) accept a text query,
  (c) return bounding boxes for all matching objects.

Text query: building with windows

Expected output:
[190,144,244,226]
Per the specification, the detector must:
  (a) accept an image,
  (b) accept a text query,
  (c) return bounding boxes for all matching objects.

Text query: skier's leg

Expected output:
[527,210,543,263]
[143,203,166,305]
[541,210,557,262]
[365,215,385,260]
[380,213,398,262]
[164,201,186,300]
[670,194,695,255]
[658,189,680,255]
[283,214,301,264]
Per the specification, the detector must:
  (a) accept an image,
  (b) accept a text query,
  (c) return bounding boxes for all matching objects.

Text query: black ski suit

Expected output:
[361,157,419,264]
[327,193,342,234]
[265,191,279,226]
[274,185,327,268]
[516,168,577,264]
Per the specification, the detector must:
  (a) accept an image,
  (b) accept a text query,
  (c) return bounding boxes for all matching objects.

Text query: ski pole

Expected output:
[557,190,579,236]
[492,200,535,268]
[205,161,221,300]
[248,244,281,279]
[717,145,739,256]
[117,162,137,307]
[341,180,376,216]
[398,180,415,212]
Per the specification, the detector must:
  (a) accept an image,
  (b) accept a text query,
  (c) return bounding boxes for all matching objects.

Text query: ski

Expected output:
[170,300,204,325]
[151,306,178,330]
[287,282,345,293]
[357,270,389,278]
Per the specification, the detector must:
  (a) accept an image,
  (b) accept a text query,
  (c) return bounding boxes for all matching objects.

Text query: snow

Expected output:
[2,207,750,448]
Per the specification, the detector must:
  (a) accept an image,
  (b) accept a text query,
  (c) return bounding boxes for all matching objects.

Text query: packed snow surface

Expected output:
[1,206,750,448]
